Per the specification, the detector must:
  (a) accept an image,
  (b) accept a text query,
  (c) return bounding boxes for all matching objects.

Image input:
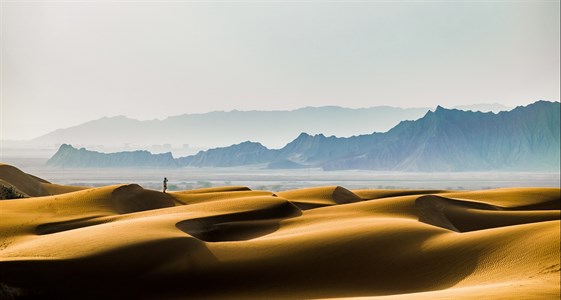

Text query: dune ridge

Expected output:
[0,163,86,198]
[0,164,559,299]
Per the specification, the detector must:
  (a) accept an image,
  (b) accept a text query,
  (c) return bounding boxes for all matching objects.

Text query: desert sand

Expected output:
[0,163,559,299]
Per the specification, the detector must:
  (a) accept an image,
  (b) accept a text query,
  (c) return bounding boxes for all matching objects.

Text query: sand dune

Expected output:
[0,163,86,198]
[170,188,275,205]
[277,185,363,209]
[0,164,559,299]
[416,194,560,232]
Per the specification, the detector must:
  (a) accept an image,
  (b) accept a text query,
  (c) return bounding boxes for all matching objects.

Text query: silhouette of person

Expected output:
[163,177,168,193]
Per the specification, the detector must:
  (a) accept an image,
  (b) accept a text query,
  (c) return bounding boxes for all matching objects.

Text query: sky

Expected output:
[1,0,560,140]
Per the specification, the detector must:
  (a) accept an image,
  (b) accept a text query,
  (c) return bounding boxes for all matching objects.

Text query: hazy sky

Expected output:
[1,0,560,140]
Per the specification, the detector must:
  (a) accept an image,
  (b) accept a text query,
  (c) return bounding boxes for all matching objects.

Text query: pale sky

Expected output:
[1,0,560,140]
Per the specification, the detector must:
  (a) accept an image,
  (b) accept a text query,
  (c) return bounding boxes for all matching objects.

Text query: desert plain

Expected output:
[0,162,559,299]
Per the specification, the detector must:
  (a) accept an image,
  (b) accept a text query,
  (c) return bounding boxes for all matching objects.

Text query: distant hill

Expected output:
[33,106,431,149]
[47,144,177,168]
[47,101,559,171]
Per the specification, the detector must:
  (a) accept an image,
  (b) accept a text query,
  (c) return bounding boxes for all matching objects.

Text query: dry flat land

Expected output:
[1,163,559,299]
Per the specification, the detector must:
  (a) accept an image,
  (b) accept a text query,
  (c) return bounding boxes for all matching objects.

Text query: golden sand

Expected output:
[0,164,559,299]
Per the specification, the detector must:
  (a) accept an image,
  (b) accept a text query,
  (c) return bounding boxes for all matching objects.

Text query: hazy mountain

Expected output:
[32,106,430,149]
[30,104,515,151]
[47,101,560,171]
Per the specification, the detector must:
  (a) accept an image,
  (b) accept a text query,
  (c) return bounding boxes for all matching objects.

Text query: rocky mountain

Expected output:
[47,144,178,168]
[324,101,560,171]
[47,101,559,171]
[177,141,278,167]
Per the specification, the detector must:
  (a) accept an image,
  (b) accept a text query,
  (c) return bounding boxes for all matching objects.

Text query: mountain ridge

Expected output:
[46,101,559,171]
[34,106,431,149]
[31,104,512,150]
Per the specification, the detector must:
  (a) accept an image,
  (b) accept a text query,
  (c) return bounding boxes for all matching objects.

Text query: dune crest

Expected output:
[277,185,362,209]
[0,164,86,198]
[416,194,560,232]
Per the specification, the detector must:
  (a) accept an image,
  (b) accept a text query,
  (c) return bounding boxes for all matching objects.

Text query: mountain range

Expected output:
[31,104,511,151]
[47,101,559,172]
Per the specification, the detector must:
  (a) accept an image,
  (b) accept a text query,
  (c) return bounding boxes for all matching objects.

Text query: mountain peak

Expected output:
[296,132,312,139]
[434,105,453,113]
[422,105,453,118]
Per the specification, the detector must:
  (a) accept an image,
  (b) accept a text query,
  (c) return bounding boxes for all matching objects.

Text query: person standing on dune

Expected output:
[163,177,168,193]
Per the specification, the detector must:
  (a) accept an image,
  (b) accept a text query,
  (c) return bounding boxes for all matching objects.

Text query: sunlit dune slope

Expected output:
[0,163,558,299]
[0,163,86,197]
[169,188,275,205]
